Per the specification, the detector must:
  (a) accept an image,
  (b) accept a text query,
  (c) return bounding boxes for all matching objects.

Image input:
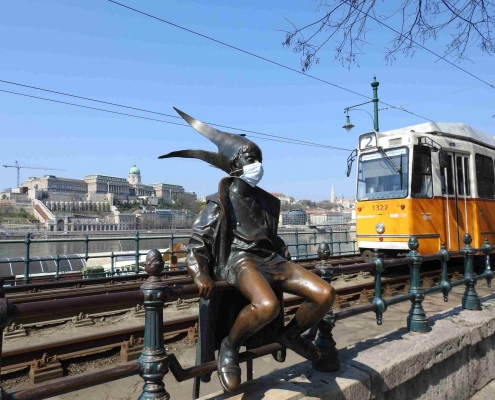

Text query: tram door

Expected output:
[441,152,471,250]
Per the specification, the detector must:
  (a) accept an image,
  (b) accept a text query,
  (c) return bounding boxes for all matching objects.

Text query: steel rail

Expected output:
[7,256,364,304]
[4,267,457,372]
[6,363,141,400]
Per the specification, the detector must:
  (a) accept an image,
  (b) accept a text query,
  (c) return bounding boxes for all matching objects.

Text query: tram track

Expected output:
[6,255,363,305]
[2,266,462,376]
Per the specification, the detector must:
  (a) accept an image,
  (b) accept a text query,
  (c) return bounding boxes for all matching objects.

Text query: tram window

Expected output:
[357,148,409,200]
[475,154,494,198]
[412,147,433,198]
[456,156,465,195]
[441,155,454,195]
[464,158,471,196]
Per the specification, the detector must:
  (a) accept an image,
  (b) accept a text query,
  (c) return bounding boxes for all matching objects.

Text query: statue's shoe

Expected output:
[277,333,321,362]
[217,338,241,393]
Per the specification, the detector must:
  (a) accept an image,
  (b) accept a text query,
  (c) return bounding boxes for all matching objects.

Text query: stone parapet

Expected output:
[201,297,495,400]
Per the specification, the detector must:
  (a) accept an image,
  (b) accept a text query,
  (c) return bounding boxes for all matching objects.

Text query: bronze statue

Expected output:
[160,108,335,393]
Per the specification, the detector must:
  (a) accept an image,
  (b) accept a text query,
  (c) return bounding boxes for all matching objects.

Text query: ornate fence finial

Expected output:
[371,249,386,326]
[437,242,451,302]
[480,238,494,288]
[462,233,481,310]
[138,249,170,400]
[406,236,429,333]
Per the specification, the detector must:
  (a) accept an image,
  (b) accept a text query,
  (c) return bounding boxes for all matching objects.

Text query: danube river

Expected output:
[0,228,357,259]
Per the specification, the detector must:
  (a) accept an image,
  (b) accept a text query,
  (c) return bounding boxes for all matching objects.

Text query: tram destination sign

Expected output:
[359,132,377,150]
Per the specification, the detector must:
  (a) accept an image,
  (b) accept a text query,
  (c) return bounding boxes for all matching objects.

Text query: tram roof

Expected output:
[381,122,495,148]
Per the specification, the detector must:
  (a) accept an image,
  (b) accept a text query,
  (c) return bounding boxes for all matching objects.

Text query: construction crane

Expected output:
[2,161,66,188]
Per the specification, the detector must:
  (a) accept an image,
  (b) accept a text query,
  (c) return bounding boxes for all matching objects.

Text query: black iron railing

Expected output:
[0,225,356,285]
[1,233,490,400]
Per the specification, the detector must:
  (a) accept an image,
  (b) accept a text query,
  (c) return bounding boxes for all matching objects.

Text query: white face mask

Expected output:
[240,162,264,187]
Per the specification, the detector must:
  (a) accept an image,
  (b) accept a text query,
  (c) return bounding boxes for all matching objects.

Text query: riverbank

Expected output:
[0,229,193,241]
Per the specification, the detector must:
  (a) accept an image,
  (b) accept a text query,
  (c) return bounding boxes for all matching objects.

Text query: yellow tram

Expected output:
[355,122,495,262]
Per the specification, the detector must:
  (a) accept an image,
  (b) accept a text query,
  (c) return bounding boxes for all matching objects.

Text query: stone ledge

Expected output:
[199,379,307,400]
[203,295,495,400]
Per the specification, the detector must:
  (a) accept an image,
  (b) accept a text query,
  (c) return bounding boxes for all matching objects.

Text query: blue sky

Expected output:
[1,0,493,200]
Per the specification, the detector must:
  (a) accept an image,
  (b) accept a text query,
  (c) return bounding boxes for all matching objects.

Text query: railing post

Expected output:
[111,252,115,276]
[170,233,175,259]
[138,249,170,400]
[329,227,334,255]
[294,228,300,259]
[480,238,494,287]
[135,231,140,274]
[371,249,387,325]
[84,235,89,262]
[406,237,429,333]
[461,233,481,310]
[437,243,452,302]
[24,233,31,284]
[55,254,61,281]
[313,268,339,372]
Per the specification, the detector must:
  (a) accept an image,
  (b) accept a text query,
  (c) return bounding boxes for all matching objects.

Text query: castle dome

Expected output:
[129,165,140,175]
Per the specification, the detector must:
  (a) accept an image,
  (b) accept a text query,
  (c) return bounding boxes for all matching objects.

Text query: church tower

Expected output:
[128,164,141,185]
[330,185,335,203]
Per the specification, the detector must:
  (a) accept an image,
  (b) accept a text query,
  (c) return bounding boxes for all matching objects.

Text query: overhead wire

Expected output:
[106,0,433,122]
[0,89,188,126]
[0,88,352,151]
[0,79,352,149]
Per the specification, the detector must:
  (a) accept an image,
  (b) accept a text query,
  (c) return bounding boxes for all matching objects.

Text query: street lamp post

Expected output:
[343,77,379,132]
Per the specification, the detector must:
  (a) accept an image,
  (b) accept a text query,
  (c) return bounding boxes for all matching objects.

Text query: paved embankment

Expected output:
[202,292,495,400]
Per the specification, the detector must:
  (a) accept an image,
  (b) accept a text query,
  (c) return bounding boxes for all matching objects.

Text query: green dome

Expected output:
[129,165,140,174]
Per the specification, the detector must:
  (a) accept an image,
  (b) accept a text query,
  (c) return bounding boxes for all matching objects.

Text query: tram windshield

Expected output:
[357,148,409,200]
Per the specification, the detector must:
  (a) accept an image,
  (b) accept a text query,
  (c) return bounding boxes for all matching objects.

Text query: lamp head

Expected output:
[342,114,354,132]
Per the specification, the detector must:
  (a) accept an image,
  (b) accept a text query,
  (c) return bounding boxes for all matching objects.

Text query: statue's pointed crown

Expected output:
[159,108,259,173]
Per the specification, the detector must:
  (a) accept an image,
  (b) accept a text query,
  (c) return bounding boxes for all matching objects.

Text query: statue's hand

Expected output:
[193,274,216,299]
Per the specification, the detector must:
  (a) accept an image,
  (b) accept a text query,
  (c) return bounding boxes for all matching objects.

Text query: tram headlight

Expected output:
[375,223,385,234]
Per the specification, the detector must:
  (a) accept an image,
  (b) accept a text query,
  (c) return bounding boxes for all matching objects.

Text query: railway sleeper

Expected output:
[29,354,63,384]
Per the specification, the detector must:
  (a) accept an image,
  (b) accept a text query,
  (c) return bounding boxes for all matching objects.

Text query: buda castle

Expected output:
[22,165,196,207]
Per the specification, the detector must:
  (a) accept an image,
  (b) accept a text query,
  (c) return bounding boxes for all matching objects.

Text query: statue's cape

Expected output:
[195,178,285,383]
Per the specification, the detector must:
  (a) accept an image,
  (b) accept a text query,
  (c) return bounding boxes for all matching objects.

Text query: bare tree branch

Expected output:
[281,0,495,69]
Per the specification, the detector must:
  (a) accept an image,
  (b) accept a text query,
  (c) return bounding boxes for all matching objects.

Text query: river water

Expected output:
[0,229,357,259]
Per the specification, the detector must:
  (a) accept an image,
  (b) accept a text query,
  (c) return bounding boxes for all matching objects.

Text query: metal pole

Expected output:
[371,76,379,132]
[24,233,31,284]
[135,231,140,274]
[295,228,300,259]
[371,249,387,325]
[481,239,494,287]
[138,250,169,400]
[461,233,481,310]
[437,243,452,302]
[55,254,61,281]
[406,237,429,332]
[84,235,89,262]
